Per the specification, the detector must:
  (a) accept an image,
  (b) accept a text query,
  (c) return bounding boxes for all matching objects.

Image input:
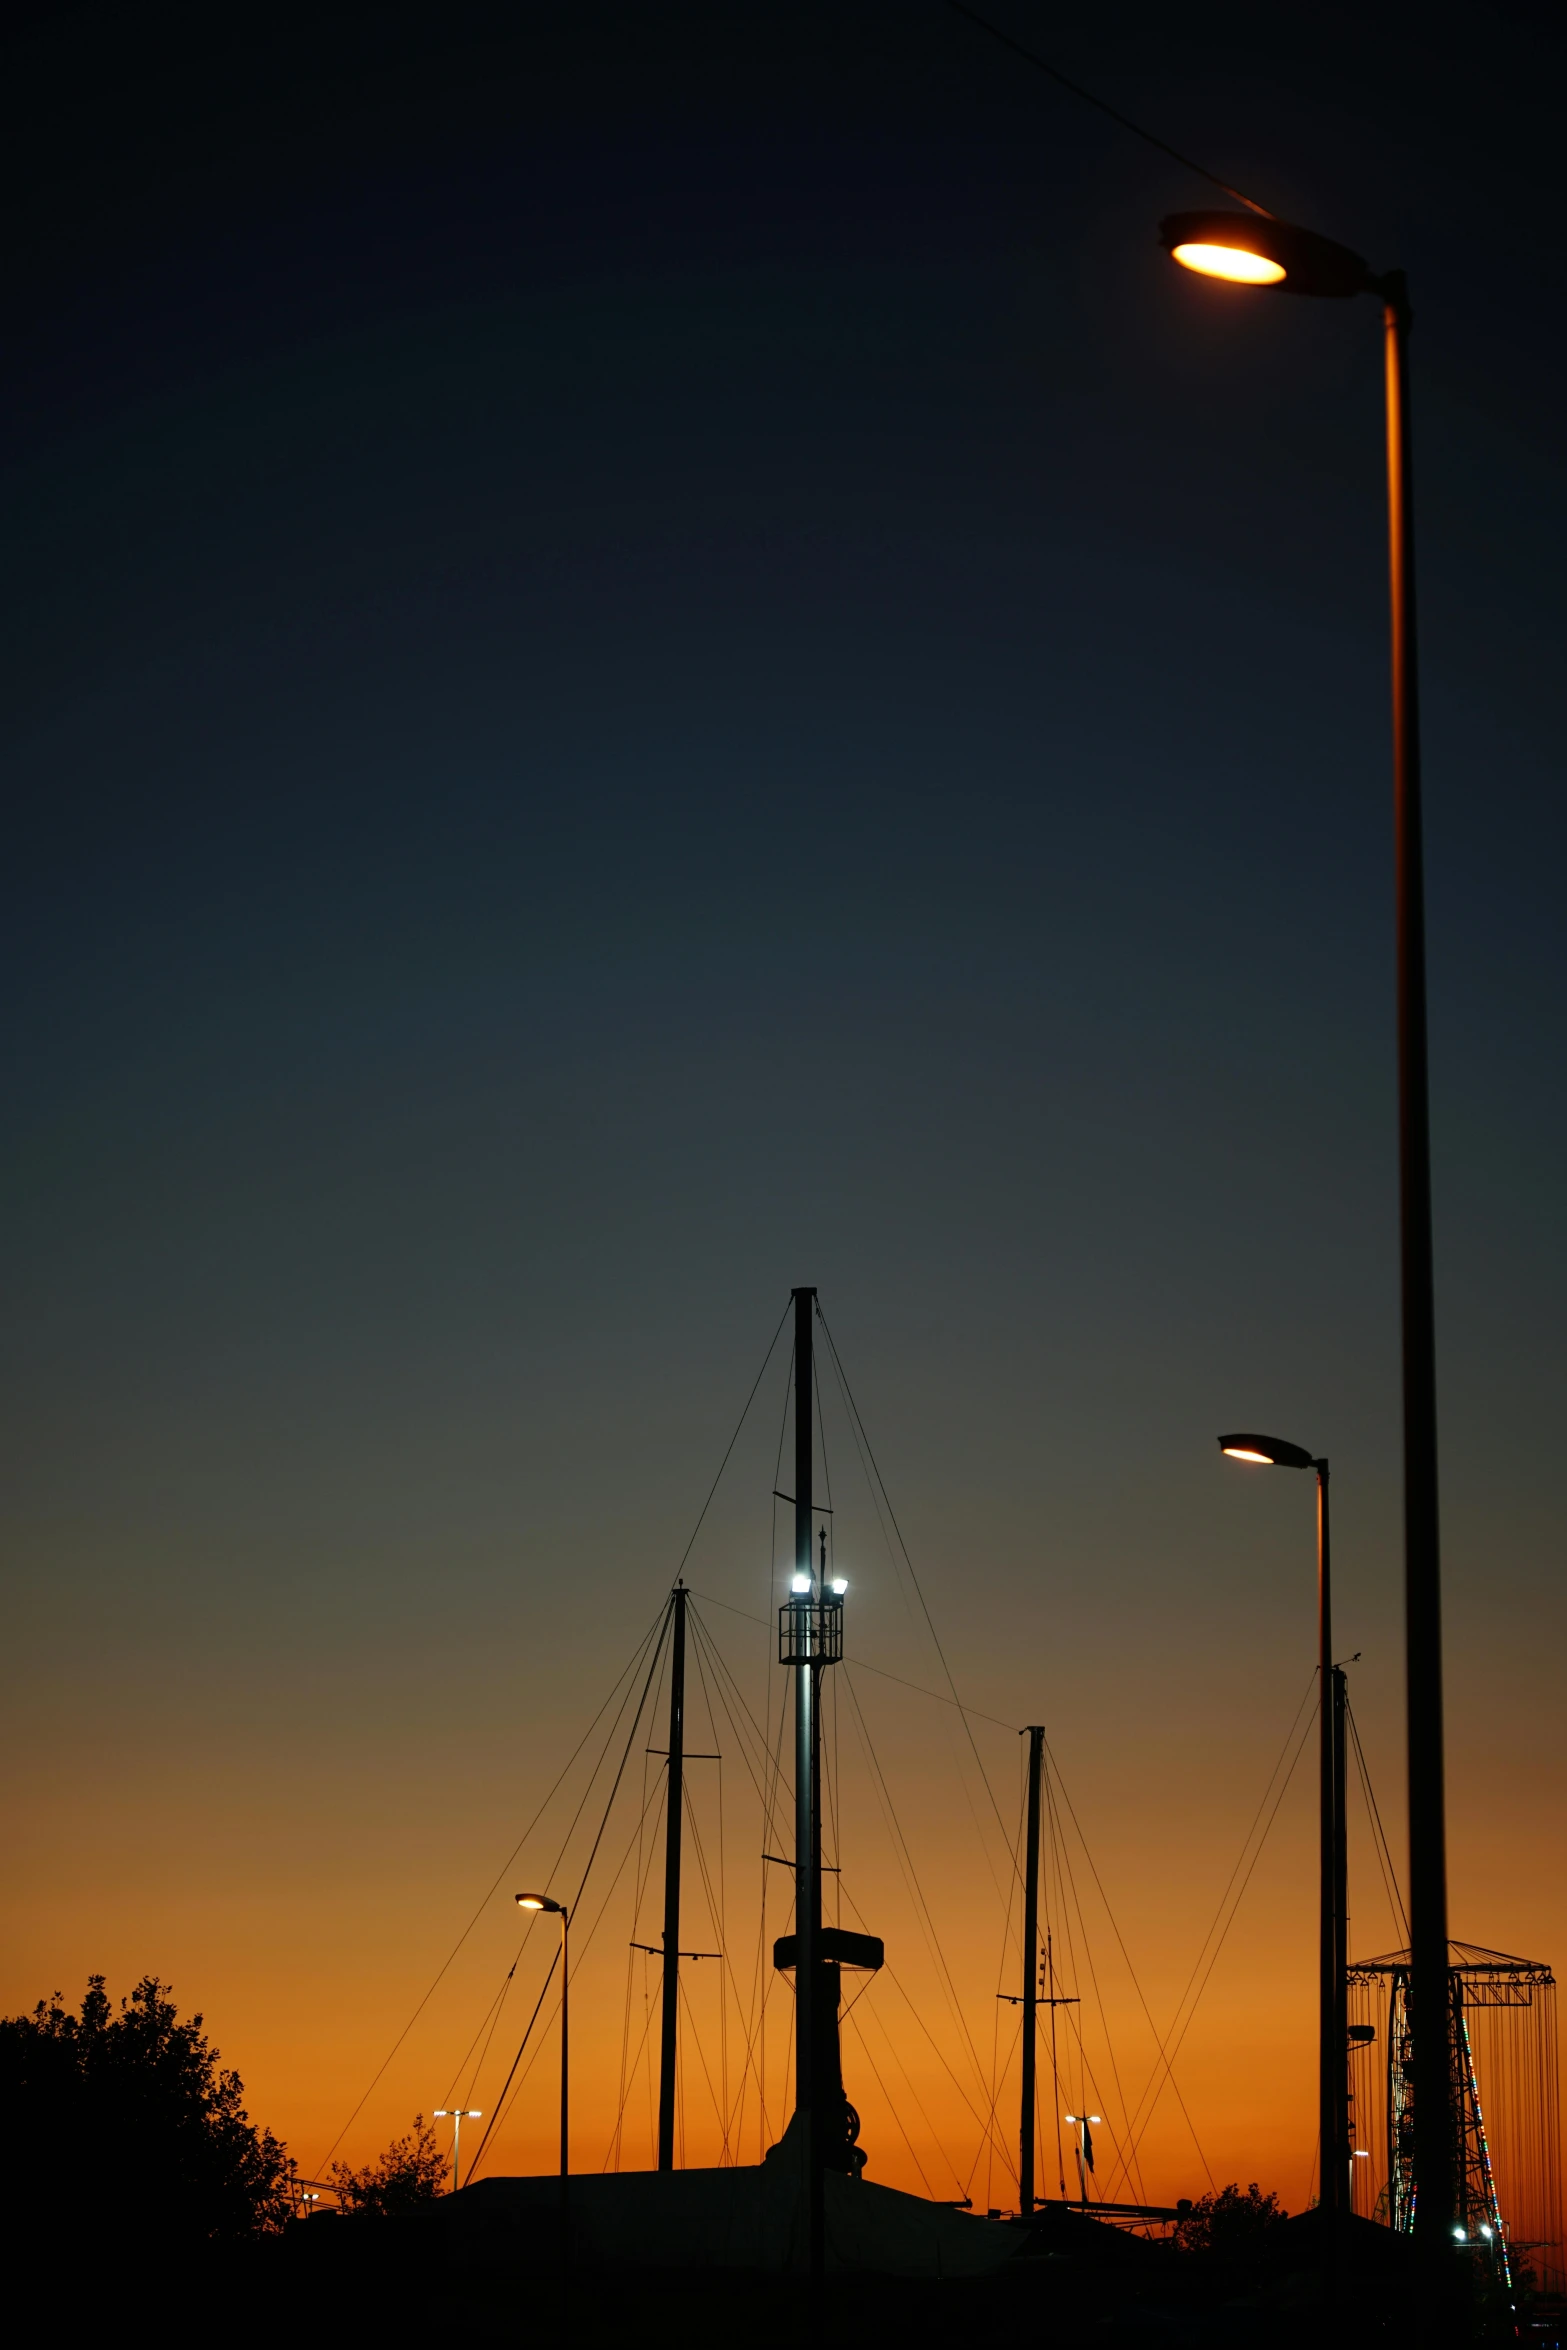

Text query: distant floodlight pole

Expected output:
[1063,2113,1099,2211]
[432,2107,481,2194]
[1219,1433,1343,2288]
[515,1892,570,2267]
[1169,208,1455,2251]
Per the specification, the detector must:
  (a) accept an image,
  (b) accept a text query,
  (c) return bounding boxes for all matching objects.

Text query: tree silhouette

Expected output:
[329,2116,447,2216]
[1170,2179,1288,2261]
[0,1975,290,2250]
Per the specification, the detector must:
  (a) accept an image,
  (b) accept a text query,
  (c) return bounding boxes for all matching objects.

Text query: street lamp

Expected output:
[1218,1434,1346,2268]
[432,2107,481,2194]
[515,1893,570,2192]
[1170,207,1455,2247]
[1063,2113,1100,2211]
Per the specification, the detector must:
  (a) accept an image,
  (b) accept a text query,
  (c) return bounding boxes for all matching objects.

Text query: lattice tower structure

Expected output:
[1347,1941,1561,2293]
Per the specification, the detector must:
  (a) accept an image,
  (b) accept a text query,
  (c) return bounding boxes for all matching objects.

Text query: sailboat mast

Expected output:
[792,1285,819,2216]
[656,1584,687,2171]
[1020,1724,1044,2215]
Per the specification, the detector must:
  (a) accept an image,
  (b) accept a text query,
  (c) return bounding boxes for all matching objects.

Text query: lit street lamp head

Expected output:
[515,1892,565,1914]
[1218,1432,1317,1471]
[1161,210,1373,299]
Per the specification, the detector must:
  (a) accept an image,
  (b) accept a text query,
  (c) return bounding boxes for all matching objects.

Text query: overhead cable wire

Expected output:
[941,0,1274,216]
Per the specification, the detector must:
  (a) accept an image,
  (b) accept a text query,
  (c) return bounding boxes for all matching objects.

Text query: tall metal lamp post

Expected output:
[1218,1434,1347,2276]
[432,2106,481,2194]
[1165,211,1454,2248]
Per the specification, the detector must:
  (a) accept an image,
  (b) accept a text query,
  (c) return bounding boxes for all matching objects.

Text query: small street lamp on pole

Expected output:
[1219,1433,1346,2294]
[432,2106,481,2194]
[1165,209,1455,2253]
[516,1892,570,2273]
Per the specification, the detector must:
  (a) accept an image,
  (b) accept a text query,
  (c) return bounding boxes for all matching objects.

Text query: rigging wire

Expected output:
[1045,1741,1206,2194]
[941,0,1274,216]
[472,1761,675,2171]
[841,2008,944,2201]
[839,1666,1002,2130]
[449,1957,517,2117]
[1108,1693,1320,2191]
[611,1735,680,2169]
[684,1605,789,2158]
[604,1967,663,2170]
[1346,1694,1410,1943]
[679,1781,730,2153]
[1104,1673,1317,2175]
[985,1794,1027,2214]
[837,1872,1003,2175]
[687,1632,732,2159]
[815,1307,1023,1878]
[673,1298,793,1585]
[464,1612,675,2176]
[693,1593,999,2185]
[1039,1762,1153,2204]
[693,1588,1017,1734]
[313,1601,667,2175]
[1042,1761,1153,2205]
[346,1301,787,2184]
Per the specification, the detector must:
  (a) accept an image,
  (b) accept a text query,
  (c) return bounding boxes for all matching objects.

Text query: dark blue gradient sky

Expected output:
[2,0,1563,2195]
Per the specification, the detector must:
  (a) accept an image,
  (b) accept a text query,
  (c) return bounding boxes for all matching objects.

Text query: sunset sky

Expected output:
[3,1,1564,2219]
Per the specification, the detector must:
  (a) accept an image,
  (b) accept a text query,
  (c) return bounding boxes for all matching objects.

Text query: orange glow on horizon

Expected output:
[1170,241,1286,286]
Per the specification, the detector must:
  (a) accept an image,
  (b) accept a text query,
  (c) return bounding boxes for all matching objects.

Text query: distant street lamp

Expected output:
[432,2106,481,2193]
[1218,1432,1345,2270]
[1166,206,1454,2245]
[1063,2111,1099,2211]
[514,1898,570,2209]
